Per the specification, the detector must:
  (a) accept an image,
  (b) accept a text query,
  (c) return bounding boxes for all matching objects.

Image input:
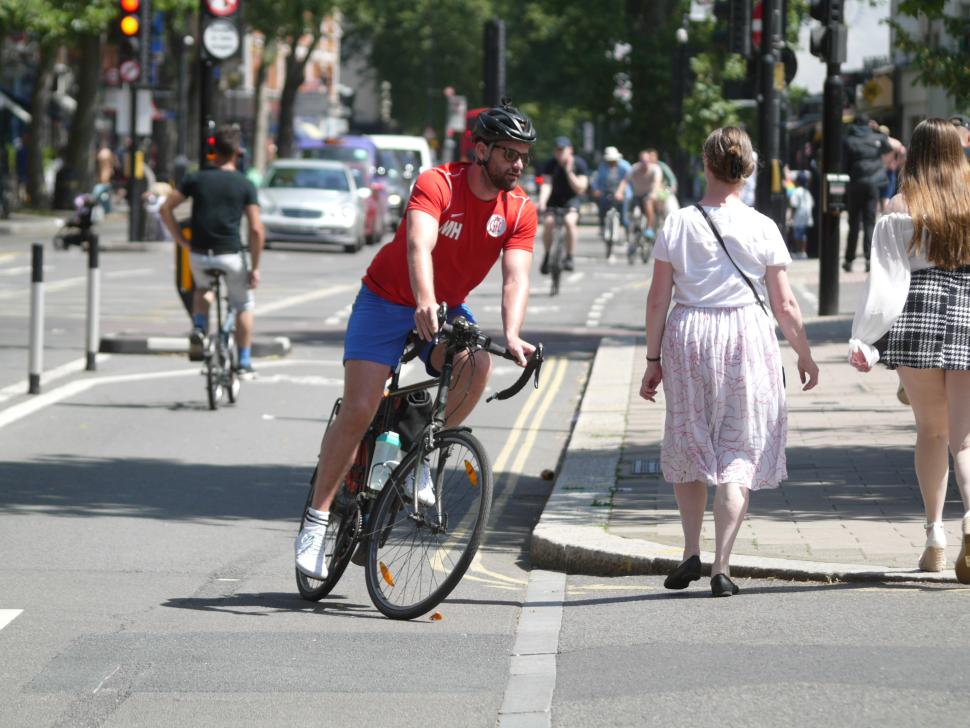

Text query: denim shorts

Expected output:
[344,285,476,375]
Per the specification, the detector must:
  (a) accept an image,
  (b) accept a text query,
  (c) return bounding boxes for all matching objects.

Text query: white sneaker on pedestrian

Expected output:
[294,523,329,579]
[406,459,436,507]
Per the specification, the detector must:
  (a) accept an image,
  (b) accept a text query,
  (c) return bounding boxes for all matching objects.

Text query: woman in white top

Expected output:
[849,118,970,583]
[640,127,819,597]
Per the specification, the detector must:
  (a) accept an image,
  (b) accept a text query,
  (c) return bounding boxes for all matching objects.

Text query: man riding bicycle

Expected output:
[295,100,539,579]
[591,146,631,243]
[616,148,663,241]
[160,124,264,376]
[537,136,589,273]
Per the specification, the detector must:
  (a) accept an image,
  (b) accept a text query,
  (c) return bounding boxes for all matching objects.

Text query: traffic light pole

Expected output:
[755,0,785,234]
[818,65,843,315]
[199,58,214,169]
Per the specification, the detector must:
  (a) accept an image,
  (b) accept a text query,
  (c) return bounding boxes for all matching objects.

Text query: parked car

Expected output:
[259,159,367,253]
[369,134,436,189]
[301,135,389,244]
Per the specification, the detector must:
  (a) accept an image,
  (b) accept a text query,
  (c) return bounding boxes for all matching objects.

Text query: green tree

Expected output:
[245,0,338,158]
[889,0,970,107]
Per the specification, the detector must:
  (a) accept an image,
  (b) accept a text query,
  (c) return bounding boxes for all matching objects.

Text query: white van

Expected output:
[368,134,435,188]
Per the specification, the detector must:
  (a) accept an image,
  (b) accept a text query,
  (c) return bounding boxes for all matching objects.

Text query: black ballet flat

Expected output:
[710,573,740,597]
[663,555,702,590]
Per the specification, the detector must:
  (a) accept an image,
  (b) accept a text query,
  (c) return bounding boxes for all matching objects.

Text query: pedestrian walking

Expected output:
[640,127,819,597]
[788,172,814,259]
[849,117,970,583]
[842,113,893,272]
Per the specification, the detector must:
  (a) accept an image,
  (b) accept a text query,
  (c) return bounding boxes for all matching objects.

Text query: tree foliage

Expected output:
[889,0,970,107]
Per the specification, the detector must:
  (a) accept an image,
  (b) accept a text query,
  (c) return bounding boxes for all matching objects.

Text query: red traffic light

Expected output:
[121,0,139,11]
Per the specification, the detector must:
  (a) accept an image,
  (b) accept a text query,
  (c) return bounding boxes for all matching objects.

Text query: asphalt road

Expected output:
[3,213,957,728]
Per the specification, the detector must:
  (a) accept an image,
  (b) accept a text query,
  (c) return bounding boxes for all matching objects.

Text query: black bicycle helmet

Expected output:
[472,97,537,145]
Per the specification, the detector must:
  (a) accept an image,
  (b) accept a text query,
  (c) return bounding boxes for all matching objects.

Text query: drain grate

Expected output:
[632,458,660,475]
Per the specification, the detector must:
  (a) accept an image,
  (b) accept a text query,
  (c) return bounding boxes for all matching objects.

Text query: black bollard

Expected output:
[85,237,100,371]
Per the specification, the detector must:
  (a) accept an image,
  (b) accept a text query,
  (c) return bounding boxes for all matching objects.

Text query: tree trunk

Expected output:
[54,33,102,209]
[252,39,276,174]
[275,33,320,159]
[26,44,57,208]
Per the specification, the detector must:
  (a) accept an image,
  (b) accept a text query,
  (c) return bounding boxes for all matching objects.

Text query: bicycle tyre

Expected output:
[226,336,240,404]
[295,466,361,601]
[205,341,220,410]
[550,229,564,297]
[364,429,493,620]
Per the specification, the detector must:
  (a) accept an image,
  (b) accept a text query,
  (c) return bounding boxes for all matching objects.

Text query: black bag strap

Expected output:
[694,203,771,319]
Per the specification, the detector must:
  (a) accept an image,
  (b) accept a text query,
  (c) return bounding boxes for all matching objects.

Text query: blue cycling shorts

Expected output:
[343,284,476,376]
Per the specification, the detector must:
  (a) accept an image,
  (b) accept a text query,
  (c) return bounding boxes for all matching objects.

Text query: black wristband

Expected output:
[646,356,661,362]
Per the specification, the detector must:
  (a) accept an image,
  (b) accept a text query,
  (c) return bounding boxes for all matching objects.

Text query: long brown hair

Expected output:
[899,118,970,268]
[703,127,756,184]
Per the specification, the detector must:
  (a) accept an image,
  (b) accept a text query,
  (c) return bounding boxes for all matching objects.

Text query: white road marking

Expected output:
[324,302,353,326]
[793,282,819,315]
[0,268,153,300]
[92,664,120,694]
[259,282,358,315]
[0,355,111,404]
[0,609,23,631]
[0,358,340,430]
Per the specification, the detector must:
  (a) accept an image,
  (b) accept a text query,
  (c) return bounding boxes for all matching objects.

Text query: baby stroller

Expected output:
[53,192,103,250]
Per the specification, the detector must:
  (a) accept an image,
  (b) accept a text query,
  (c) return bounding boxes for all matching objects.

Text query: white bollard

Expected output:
[28,242,44,394]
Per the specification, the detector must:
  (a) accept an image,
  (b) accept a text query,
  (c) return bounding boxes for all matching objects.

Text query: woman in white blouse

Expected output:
[849,118,970,582]
[640,127,819,597]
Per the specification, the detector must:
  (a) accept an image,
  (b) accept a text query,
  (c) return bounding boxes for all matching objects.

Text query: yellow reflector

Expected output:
[380,561,396,587]
[120,15,139,36]
[464,460,478,487]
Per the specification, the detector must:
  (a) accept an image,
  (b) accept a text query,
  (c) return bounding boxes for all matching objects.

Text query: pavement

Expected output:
[532,285,967,585]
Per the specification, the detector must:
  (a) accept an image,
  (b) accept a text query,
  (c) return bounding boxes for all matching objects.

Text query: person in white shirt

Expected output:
[640,127,819,597]
[788,172,814,259]
[849,118,970,583]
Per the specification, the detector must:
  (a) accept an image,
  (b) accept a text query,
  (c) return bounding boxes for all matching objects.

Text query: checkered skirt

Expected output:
[883,266,970,370]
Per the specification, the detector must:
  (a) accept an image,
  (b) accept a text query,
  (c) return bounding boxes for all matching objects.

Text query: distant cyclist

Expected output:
[294,100,538,579]
[617,149,663,240]
[537,136,589,273]
[591,146,631,243]
[160,124,264,376]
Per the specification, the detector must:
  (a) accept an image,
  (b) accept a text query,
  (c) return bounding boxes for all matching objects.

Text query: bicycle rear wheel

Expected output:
[226,336,240,403]
[205,340,221,410]
[295,467,361,601]
[364,429,493,620]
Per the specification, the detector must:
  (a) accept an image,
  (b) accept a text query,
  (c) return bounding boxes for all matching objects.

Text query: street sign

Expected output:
[204,0,239,16]
[119,59,141,83]
[751,1,763,50]
[202,19,240,60]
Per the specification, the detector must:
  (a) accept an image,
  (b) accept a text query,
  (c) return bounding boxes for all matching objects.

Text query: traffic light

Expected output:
[809,0,846,64]
[204,119,217,163]
[713,0,752,59]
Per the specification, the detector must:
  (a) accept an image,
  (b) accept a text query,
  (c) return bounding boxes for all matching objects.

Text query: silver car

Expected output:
[260,160,368,253]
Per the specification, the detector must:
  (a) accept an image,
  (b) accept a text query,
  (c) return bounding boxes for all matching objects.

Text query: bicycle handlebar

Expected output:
[400,303,544,402]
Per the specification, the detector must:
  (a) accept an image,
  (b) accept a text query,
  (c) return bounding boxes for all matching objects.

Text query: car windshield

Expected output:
[307,146,371,164]
[266,168,350,192]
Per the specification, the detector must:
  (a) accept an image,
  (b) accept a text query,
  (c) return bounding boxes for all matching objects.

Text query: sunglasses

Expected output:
[491,144,532,166]
[950,116,970,130]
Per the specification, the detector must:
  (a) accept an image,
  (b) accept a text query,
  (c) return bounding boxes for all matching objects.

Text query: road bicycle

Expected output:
[296,309,544,619]
[546,207,570,296]
[200,268,240,410]
[602,199,625,259]
[627,202,655,265]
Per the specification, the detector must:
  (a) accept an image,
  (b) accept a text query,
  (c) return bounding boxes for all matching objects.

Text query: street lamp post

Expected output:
[674,24,689,201]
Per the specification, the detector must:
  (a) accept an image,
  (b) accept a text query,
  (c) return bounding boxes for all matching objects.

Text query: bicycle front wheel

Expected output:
[364,429,493,620]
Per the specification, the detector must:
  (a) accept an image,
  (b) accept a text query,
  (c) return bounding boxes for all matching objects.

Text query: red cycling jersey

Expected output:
[363,162,537,307]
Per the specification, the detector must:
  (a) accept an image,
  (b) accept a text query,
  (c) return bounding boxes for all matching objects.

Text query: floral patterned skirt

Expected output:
[660,304,788,490]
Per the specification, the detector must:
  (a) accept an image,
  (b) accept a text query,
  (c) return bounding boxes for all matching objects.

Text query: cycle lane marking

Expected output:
[0,358,342,431]
[0,609,23,631]
[258,282,358,316]
[0,354,111,404]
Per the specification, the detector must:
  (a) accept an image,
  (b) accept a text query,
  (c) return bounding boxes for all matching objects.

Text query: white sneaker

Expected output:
[294,523,329,579]
[406,459,436,507]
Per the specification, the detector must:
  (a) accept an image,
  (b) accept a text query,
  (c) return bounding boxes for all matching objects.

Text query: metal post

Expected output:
[818,68,844,316]
[28,243,44,394]
[127,83,142,242]
[85,237,101,371]
[199,58,214,169]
